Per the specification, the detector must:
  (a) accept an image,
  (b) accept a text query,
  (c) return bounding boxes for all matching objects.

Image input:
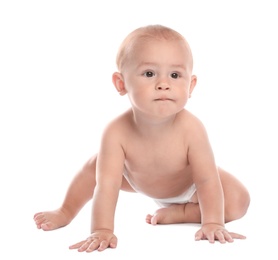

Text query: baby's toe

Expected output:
[41,222,55,231]
[145,214,153,224]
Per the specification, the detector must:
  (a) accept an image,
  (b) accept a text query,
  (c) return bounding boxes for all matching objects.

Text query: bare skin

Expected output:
[34,156,97,231]
[34,25,251,252]
[34,151,250,237]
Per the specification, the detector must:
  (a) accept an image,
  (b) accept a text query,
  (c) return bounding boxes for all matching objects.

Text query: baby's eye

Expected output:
[171,73,179,79]
[144,71,155,77]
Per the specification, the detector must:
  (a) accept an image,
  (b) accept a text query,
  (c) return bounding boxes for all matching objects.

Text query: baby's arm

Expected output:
[188,119,244,243]
[70,123,125,252]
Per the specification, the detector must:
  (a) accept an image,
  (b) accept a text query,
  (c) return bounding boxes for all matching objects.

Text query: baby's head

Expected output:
[116,25,193,73]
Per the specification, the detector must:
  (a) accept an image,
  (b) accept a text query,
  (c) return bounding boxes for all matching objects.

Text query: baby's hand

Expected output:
[195,223,246,243]
[69,229,117,252]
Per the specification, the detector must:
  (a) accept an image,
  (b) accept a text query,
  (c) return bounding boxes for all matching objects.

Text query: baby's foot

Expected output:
[34,208,72,231]
[146,204,187,225]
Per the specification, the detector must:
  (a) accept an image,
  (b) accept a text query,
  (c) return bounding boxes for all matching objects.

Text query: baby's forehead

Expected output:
[130,37,192,60]
[124,38,193,72]
[117,27,193,71]
[138,36,187,47]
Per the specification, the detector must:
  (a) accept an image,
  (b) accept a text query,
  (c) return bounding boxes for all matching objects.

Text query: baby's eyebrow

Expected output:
[136,62,186,70]
[136,61,157,68]
[170,64,187,70]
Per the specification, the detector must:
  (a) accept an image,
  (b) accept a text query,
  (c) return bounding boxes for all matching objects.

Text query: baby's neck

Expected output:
[130,109,178,136]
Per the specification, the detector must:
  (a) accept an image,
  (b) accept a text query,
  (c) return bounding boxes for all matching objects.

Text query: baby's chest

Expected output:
[125,139,188,173]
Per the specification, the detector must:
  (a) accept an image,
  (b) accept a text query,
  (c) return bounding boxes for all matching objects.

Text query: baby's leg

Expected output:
[146,167,250,225]
[34,154,136,231]
[34,155,98,231]
[217,167,250,222]
[146,203,201,225]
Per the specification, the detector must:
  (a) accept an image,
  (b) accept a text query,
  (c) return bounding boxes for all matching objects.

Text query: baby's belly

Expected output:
[123,165,194,199]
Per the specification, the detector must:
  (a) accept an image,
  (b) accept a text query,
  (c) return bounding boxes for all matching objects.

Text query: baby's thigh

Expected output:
[218,167,249,201]
[218,167,250,220]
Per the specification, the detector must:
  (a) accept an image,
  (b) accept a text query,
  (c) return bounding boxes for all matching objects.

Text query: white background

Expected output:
[1,0,277,259]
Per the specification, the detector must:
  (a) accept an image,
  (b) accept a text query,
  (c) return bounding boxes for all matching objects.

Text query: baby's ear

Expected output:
[189,75,197,98]
[112,72,127,96]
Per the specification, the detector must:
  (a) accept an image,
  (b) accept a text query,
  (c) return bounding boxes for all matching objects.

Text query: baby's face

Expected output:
[121,38,196,119]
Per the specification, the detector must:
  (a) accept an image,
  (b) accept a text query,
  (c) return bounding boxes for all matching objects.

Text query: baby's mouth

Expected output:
[154,97,174,101]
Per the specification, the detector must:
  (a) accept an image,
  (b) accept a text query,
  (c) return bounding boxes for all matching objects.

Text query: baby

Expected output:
[34,24,250,252]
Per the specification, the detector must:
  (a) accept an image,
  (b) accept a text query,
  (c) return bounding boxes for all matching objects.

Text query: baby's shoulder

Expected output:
[101,109,132,137]
[178,110,210,143]
[178,109,205,129]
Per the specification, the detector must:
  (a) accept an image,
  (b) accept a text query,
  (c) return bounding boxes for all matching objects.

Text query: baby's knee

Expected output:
[80,154,98,178]
[225,188,250,222]
[84,154,97,169]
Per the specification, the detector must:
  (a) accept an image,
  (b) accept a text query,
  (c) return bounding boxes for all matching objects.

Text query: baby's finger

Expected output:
[206,232,215,243]
[69,240,87,250]
[215,230,226,244]
[109,236,118,248]
[86,239,101,252]
[195,229,204,241]
[222,231,234,243]
[78,240,95,252]
[97,240,109,252]
[97,236,118,251]
[228,232,246,240]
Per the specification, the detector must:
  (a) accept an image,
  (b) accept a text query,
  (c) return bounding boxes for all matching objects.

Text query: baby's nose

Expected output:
[156,82,170,90]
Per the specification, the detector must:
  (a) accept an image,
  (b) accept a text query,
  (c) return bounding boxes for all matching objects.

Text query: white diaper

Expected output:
[154,184,196,208]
